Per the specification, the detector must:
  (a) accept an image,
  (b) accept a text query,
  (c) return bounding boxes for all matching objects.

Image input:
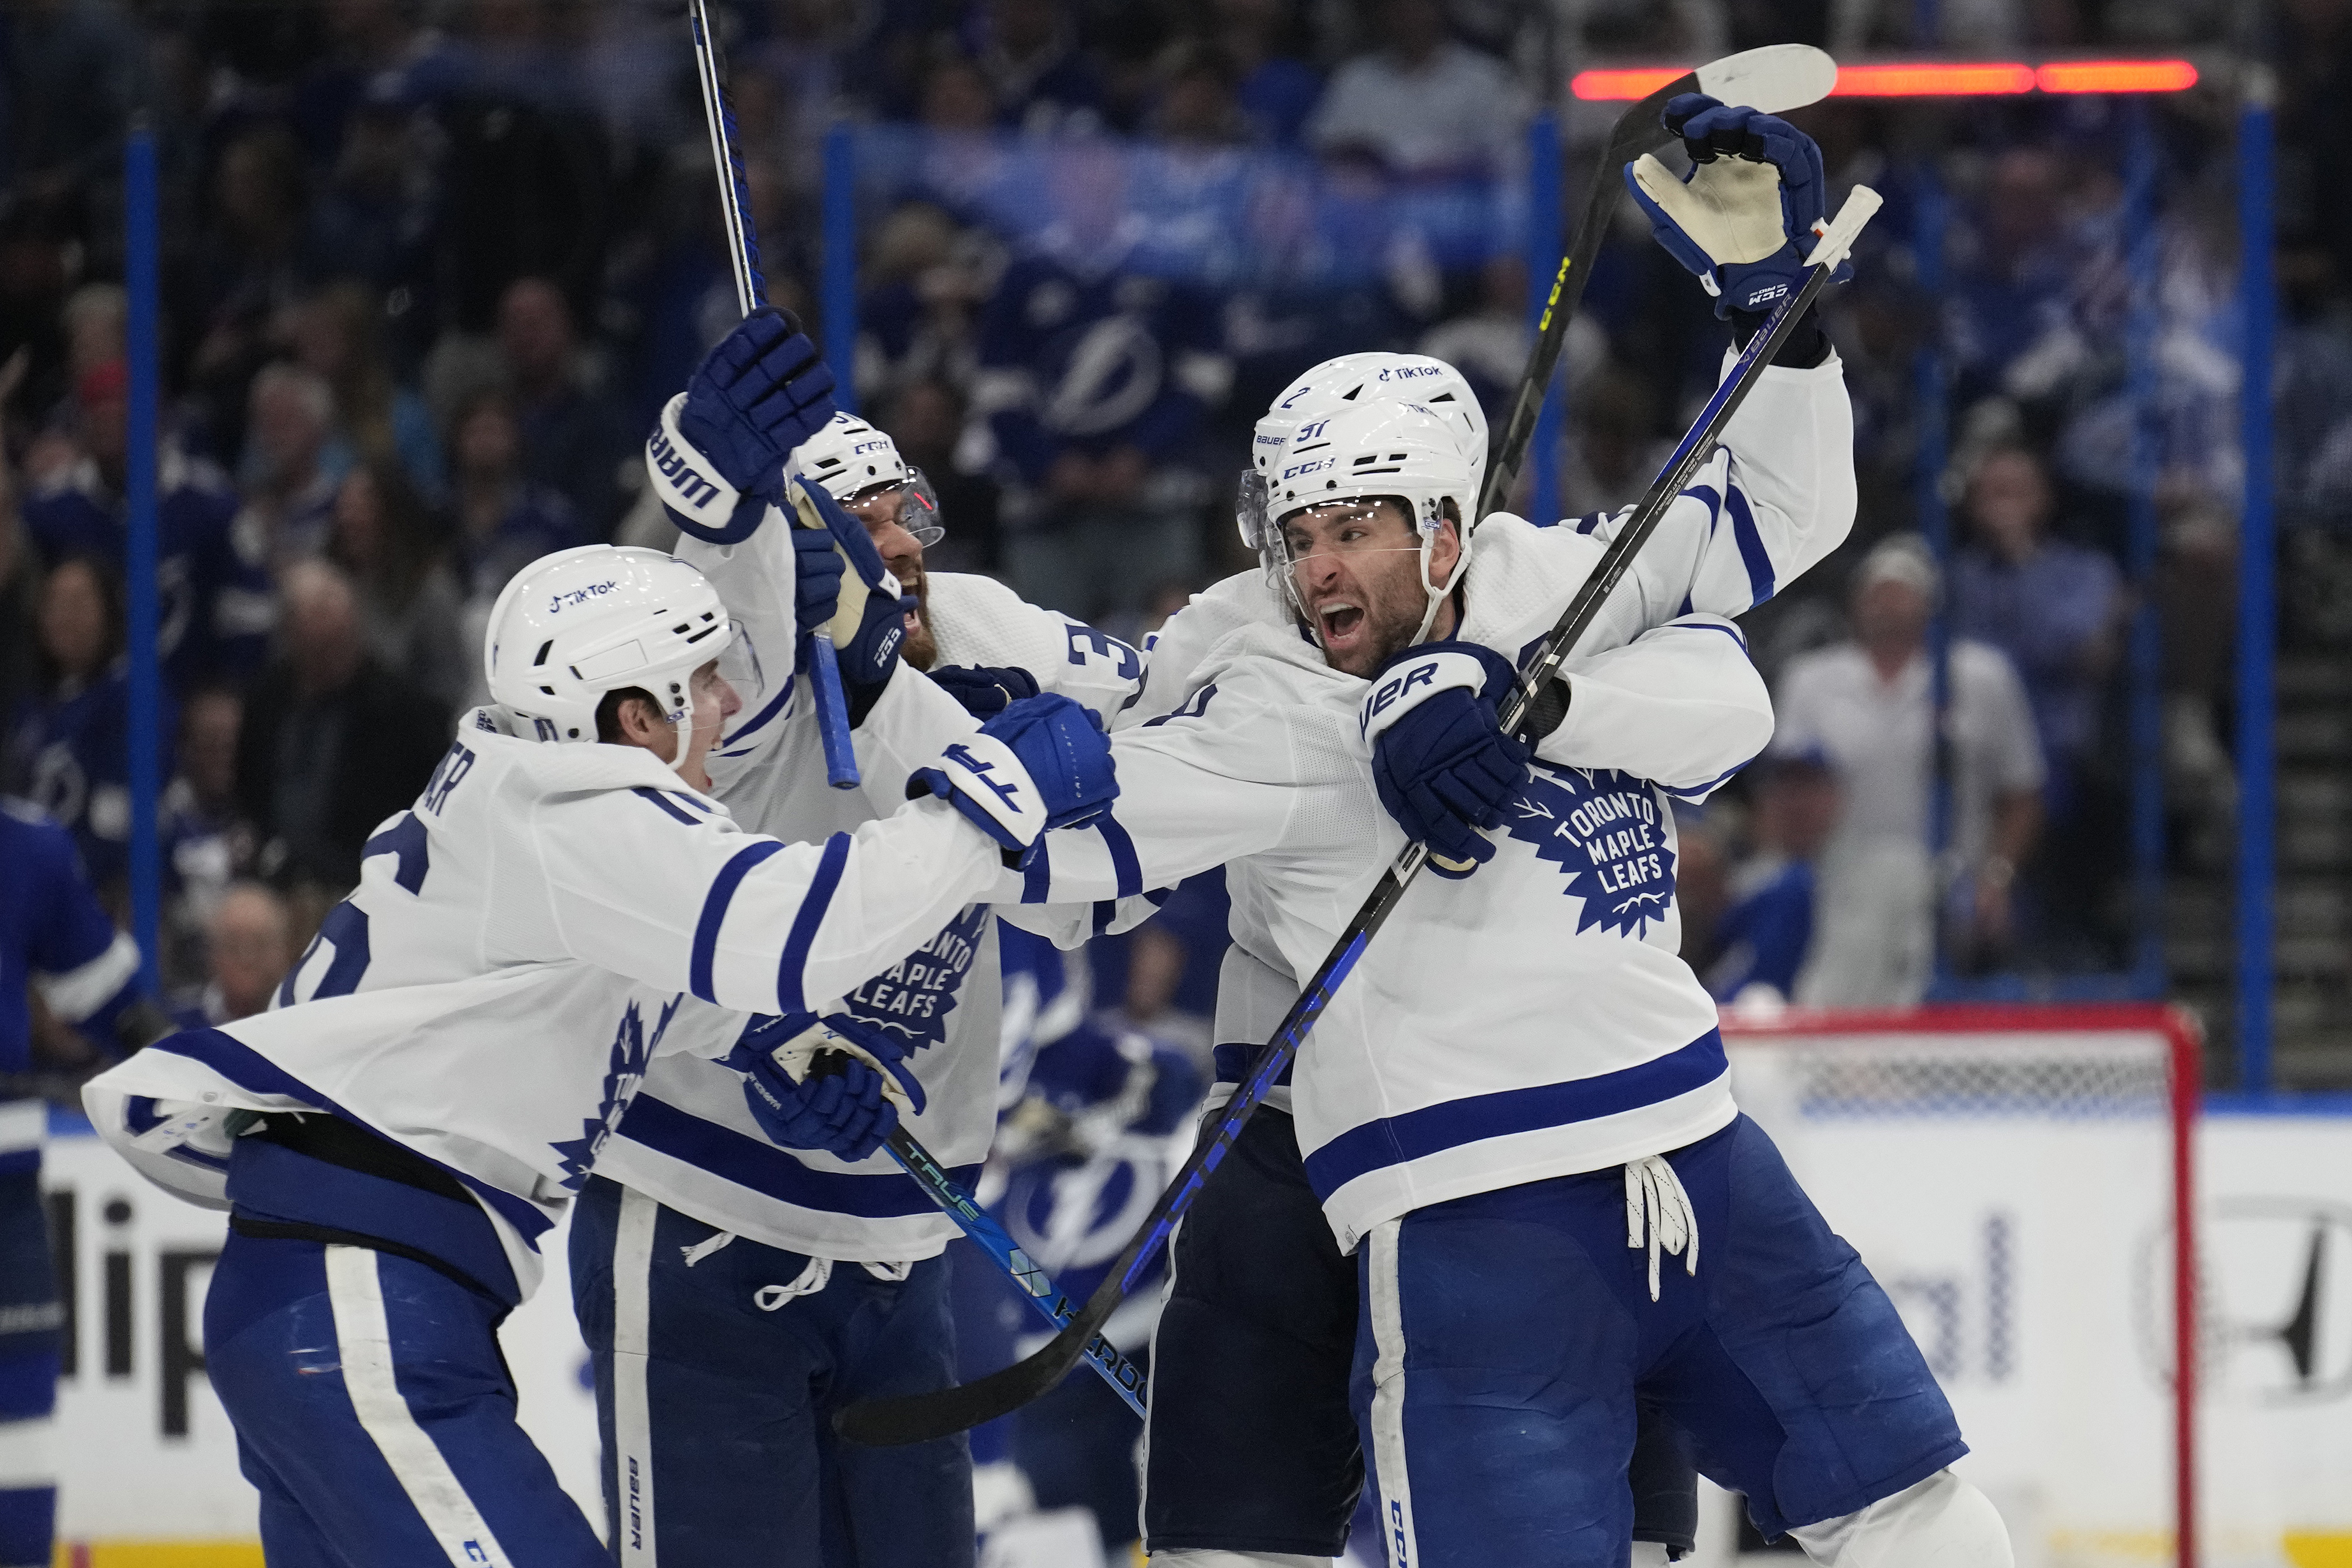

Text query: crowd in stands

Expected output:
[1,0,2345,1054]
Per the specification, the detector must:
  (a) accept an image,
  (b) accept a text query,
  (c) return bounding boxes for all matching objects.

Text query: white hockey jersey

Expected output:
[944,351,1856,1250]
[593,520,1143,1262]
[81,673,1020,1297]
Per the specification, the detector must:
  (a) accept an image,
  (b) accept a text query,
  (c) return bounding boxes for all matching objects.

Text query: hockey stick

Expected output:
[878,1123,1151,1418]
[836,184,1883,1448]
[804,1040,1151,1416]
[1476,43,1837,521]
[687,0,860,790]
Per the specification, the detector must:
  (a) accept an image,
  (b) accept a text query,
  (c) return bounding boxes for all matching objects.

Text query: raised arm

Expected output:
[1532,613,1773,802]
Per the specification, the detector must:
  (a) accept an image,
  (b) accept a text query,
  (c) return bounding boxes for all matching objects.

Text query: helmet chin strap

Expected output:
[1410,510,1470,646]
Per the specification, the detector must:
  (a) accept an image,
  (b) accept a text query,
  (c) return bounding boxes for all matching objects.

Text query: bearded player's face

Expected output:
[1281,499,1458,676]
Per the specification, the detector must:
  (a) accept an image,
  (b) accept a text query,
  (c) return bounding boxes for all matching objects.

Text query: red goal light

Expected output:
[2036,59,2199,93]
[1571,58,2199,101]
[1831,61,2036,95]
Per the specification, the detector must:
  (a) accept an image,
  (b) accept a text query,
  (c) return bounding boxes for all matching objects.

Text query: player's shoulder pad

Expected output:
[922,571,1068,672]
[1458,513,1606,647]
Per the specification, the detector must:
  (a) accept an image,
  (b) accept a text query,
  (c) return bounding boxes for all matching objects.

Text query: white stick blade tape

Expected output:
[1693,44,1839,115]
[1810,185,1884,272]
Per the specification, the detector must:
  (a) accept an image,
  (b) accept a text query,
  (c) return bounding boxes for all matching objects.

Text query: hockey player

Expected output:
[910,102,2012,1568]
[77,519,1122,1563]
[0,799,169,1568]
[577,319,1147,1566]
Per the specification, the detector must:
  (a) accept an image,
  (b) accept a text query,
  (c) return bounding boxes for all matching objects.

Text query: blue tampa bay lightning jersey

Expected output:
[0,799,146,1173]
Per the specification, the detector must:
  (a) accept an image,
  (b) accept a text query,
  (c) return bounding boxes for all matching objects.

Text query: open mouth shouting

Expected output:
[1315,598,1366,651]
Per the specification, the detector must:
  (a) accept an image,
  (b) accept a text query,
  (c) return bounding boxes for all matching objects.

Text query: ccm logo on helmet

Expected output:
[646,427,724,508]
[549,580,618,614]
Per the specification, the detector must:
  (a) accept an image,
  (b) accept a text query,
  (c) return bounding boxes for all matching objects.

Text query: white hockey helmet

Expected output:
[788,412,943,545]
[1241,399,1476,648]
[1252,353,1489,479]
[483,544,739,772]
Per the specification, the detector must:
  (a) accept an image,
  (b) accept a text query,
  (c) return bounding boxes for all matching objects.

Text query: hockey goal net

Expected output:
[1720,1004,2200,1568]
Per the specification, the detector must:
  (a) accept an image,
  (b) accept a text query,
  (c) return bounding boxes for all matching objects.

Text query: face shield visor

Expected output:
[846,470,945,548]
[1236,468,1436,652]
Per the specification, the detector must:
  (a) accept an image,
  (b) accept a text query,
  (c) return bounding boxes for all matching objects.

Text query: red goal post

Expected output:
[1719,1004,2201,1567]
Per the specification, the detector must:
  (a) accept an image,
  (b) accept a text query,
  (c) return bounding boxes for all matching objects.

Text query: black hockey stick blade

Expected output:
[834,186,1880,1451]
[1476,43,1837,521]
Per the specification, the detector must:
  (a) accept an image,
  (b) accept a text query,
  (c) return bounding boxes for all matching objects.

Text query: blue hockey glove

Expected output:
[909,692,1118,867]
[1361,639,1532,880]
[646,310,836,543]
[731,1011,924,1163]
[928,664,1042,719]
[1623,95,1851,320]
[785,475,914,719]
[788,529,845,642]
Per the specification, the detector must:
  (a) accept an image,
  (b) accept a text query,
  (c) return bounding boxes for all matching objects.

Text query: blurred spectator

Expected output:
[23,362,275,689]
[239,362,346,564]
[4,557,172,897]
[968,146,1231,619]
[1212,0,1323,147]
[1147,41,1246,147]
[857,203,989,403]
[306,81,441,347]
[973,0,1106,135]
[880,377,1001,572]
[289,282,446,498]
[178,883,296,1028]
[2,0,142,190]
[1705,753,1842,1006]
[1417,254,1533,421]
[1947,148,2089,409]
[1306,0,1527,179]
[62,283,128,384]
[445,388,586,604]
[235,560,449,891]
[920,54,1001,134]
[0,478,36,722]
[328,464,472,712]
[1949,444,2122,815]
[181,125,318,462]
[162,685,255,980]
[1775,536,2044,1005]
[497,276,632,538]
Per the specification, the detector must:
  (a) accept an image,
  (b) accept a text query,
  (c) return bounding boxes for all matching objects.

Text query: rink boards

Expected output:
[35,1011,2352,1566]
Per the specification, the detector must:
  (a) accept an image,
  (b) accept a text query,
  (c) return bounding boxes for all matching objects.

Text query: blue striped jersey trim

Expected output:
[776,833,851,1013]
[620,1094,983,1218]
[1662,753,1762,802]
[722,675,798,750]
[148,1028,554,1240]
[1724,483,1775,606]
[691,841,786,1002]
[631,787,700,825]
[1021,837,1053,903]
[1300,1029,1729,1201]
[1096,816,1143,899]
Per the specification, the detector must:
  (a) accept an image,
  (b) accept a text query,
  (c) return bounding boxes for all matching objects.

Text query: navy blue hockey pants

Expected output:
[1351,1113,1967,1567]
[1144,1108,1700,1560]
[204,1225,604,1567]
[569,1175,974,1568]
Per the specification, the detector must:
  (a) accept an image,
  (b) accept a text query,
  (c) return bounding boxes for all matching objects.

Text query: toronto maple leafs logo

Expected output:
[842,904,987,1051]
[551,995,680,1188]
[1496,762,1677,940]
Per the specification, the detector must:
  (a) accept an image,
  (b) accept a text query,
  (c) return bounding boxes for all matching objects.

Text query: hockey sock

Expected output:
[1787,1469,2013,1568]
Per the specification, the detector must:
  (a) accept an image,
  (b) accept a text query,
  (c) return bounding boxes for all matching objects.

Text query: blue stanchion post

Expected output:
[2236,86,2277,1088]
[1526,110,1564,526]
[822,123,858,417]
[2123,100,2167,994]
[125,124,161,992]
